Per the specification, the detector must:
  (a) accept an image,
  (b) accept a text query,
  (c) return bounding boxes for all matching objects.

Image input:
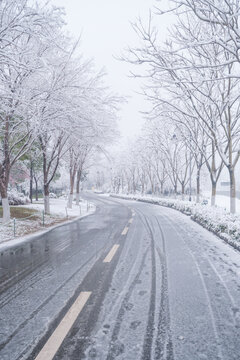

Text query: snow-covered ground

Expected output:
[203,191,240,213]
[25,198,90,217]
[0,197,95,246]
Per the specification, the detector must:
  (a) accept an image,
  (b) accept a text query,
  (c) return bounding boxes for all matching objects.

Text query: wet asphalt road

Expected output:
[0,194,240,360]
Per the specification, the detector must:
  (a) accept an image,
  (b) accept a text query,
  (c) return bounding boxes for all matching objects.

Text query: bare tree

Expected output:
[124,9,240,212]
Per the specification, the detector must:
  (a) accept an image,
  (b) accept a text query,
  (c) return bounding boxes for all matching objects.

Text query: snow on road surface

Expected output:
[82,197,240,360]
[0,194,239,360]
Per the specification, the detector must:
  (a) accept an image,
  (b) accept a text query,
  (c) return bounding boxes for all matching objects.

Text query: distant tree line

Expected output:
[115,0,240,213]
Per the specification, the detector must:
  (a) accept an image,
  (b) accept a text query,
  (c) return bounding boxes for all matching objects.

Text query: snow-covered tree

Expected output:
[123,5,240,212]
[0,0,64,222]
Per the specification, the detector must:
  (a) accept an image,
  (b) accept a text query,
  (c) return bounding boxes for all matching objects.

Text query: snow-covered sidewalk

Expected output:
[203,191,240,213]
[0,198,95,245]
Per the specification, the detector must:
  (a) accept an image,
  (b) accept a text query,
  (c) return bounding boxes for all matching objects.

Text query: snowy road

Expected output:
[0,194,240,360]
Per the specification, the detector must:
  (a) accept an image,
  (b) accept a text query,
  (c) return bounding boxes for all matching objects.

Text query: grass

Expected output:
[0,206,40,220]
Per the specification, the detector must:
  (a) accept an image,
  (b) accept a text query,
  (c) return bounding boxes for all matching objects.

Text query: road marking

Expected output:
[128,218,133,224]
[103,244,120,263]
[121,226,129,235]
[35,291,91,360]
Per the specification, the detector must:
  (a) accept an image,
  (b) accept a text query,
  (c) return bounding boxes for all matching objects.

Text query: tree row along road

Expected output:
[0,194,239,360]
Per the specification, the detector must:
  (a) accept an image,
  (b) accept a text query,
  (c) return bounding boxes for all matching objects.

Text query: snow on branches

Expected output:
[0,0,119,221]
[120,0,240,213]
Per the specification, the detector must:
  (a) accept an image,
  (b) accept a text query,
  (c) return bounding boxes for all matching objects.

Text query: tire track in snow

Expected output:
[0,264,53,310]
[174,218,239,322]
[135,207,174,360]
[105,247,150,360]
[0,257,48,295]
[162,213,224,360]
[154,217,174,360]
[104,207,156,360]
[137,213,157,360]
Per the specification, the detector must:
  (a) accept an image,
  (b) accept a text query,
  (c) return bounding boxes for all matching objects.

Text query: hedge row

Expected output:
[111,194,240,251]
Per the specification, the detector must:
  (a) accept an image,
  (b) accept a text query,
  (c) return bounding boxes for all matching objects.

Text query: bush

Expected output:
[8,189,30,205]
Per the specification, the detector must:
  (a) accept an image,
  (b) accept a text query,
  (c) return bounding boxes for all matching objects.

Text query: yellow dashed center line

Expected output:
[36,212,135,359]
[121,227,129,236]
[35,291,91,360]
[103,244,120,263]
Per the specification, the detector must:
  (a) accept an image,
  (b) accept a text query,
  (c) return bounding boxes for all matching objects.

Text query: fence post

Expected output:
[13,218,16,237]
[42,210,45,226]
[87,201,89,212]
[79,205,81,215]
[65,207,68,219]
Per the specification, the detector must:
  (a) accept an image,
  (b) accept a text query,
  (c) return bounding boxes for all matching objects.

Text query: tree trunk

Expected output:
[2,197,10,224]
[121,176,124,193]
[0,176,10,224]
[76,177,80,205]
[160,181,164,195]
[210,142,217,207]
[29,160,33,203]
[181,183,185,200]
[132,176,136,194]
[42,148,50,214]
[229,167,236,214]
[76,192,80,206]
[44,184,50,214]
[1,184,10,223]
[196,168,200,203]
[68,171,76,209]
[211,181,216,206]
[1,115,11,223]
[116,178,120,193]
[34,176,38,201]
[67,194,73,209]
[174,183,178,198]
[151,182,154,195]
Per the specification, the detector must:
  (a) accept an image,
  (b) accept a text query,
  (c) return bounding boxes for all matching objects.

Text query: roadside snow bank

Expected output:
[111,194,240,251]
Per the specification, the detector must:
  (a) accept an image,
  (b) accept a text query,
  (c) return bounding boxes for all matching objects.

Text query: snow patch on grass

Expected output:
[0,198,95,245]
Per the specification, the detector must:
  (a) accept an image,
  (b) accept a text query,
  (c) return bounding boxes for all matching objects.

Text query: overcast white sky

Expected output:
[52,0,171,139]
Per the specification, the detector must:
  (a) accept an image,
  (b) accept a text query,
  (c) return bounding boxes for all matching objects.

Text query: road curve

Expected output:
[0,194,239,360]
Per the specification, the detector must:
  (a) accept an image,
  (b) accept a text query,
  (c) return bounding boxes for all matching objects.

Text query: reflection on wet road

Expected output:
[0,195,130,360]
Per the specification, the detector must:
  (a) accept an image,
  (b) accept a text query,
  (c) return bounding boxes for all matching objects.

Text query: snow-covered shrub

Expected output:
[111,194,240,250]
[7,190,30,205]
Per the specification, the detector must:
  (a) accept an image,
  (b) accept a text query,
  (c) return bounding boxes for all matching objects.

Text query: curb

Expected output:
[0,208,96,252]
